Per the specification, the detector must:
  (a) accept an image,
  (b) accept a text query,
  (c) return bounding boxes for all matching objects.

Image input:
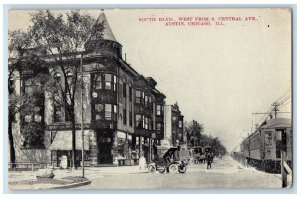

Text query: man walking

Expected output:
[207,153,212,169]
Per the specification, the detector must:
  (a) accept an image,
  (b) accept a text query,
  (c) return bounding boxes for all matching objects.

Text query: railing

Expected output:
[8,162,50,171]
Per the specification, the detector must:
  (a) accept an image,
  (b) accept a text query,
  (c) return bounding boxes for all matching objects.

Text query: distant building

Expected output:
[162,103,184,147]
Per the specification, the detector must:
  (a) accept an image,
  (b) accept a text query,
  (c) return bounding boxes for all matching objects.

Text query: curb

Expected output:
[44,180,91,189]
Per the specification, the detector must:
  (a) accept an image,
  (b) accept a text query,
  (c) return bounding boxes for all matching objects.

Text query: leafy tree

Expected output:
[186,120,204,147]
[28,10,104,168]
[185,120,227,156]
[8,30,49,167]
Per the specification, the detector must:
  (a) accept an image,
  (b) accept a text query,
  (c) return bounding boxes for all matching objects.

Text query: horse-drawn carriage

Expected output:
[147,146,187,174]
[192,146,212,164]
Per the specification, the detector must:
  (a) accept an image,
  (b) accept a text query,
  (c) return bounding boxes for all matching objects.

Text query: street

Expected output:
[75,156,282,189]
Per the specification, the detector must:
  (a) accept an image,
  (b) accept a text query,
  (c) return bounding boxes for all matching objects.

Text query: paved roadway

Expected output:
[75,155,282,189]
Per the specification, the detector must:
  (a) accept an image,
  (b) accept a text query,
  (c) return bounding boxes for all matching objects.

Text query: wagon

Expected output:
[147,146,187,174]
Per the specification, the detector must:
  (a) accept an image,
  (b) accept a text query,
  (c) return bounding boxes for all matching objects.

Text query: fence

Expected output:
[8,162,50,171]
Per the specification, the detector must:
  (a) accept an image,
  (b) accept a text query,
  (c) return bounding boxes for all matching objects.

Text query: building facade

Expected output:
[9,13,184,167]
[162,103,184,147]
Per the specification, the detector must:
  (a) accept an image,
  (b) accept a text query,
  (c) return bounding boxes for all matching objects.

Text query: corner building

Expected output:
[9,13,172,167]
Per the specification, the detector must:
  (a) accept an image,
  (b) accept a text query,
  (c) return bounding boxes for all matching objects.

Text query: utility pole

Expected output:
[80,55,85,178]
[272,102,280,118]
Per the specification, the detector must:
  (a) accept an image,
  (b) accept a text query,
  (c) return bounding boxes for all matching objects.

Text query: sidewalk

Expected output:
[8,165,148,190]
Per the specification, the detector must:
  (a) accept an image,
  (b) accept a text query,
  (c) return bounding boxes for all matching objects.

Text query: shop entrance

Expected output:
[97,132,113,164]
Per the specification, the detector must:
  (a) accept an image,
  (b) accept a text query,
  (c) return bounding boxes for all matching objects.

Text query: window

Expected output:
[123,82,127,98]
[105,104,112,120]
[135,115,142,128]
[149,119,152,130]
[24,78,34,94]
[145,96,151,107]
[113,75,117,91]
[34,106,42,122]
[129,86,132,101]
[66,72,73,90]
[156,123,162,131]
[113,105,117,120]
[9,79,15,93]
[105,74,112,90]
[135,90,144,104]
[145,117,149,130]
[94,104,104,120]
[53,105,62,122]
[65,105,71,122]
[179,121,183,128]
[54,73,61,83]
[156,105,162,115]
[129,102,133,127]
[265,131,273,146]
[123,108,127,125]
[94,74,102,90]
[172,116,177,123]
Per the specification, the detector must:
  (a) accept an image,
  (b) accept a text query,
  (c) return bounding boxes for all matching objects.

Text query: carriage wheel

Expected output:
[178,164,187,174]
[148,164,156,174]
[169,164,179,173]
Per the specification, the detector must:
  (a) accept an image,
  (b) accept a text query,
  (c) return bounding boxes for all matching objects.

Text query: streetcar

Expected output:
[240,118,292,173]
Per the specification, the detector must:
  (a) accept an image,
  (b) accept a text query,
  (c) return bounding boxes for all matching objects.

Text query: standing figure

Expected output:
[207,153,212,169]
[139,153,147,171]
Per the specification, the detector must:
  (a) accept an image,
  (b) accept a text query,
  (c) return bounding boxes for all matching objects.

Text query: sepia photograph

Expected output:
[7,8,292,190]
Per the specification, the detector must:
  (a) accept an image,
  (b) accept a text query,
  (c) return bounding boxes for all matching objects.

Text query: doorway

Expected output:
[97,132,113,164]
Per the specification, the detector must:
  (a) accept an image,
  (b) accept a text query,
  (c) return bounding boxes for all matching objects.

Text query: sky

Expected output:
[8,9,292,152]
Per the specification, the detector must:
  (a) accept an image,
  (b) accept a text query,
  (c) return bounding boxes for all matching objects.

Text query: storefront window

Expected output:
[117,132,126,159]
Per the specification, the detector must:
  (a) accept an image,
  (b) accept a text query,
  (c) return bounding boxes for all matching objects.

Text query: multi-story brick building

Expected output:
[9,13,184,167]
[162,103,184,147]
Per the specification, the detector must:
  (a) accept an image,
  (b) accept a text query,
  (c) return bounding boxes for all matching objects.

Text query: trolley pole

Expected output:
[80,55,85,178]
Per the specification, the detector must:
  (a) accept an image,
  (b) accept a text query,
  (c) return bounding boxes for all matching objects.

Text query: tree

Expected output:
[28,10,104,169]
[186,120,204,147]
[8,30,49,167]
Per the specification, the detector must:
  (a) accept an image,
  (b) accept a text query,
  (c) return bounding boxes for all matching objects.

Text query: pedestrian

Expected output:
[139,153,147,171]
[175,140,181,160]
[207,153,212,169]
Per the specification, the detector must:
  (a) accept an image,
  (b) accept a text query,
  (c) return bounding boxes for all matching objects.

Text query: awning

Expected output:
[49,131,89,151]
